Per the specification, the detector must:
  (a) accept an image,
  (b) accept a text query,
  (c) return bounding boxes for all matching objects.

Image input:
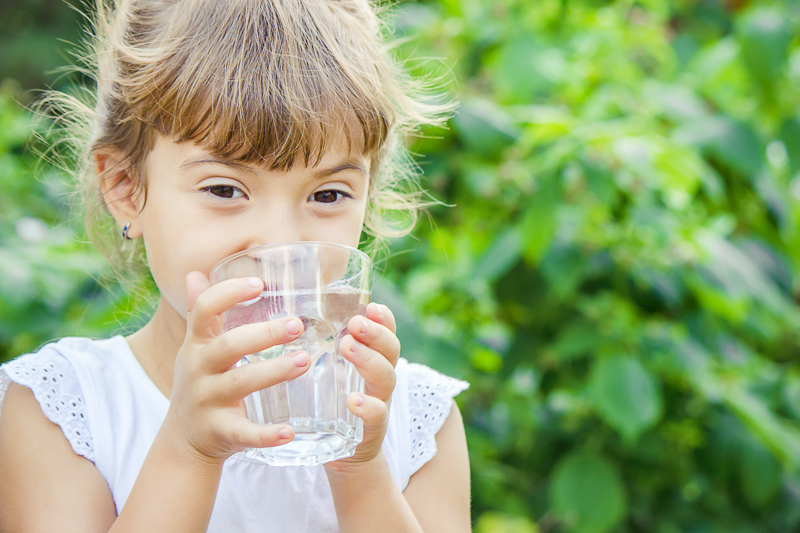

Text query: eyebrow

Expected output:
[313,161,368,180]
[179,156,367,179]
[179,157,257,175]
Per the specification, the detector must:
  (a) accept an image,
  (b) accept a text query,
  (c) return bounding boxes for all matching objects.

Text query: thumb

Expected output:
[186,271,211,313]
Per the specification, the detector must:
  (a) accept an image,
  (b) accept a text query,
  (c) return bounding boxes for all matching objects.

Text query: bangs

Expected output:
[122,0,395,169]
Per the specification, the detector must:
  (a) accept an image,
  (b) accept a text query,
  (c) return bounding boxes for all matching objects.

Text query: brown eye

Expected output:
[309,190,350,204]
[202,185,244,199]
[313,191,337,203]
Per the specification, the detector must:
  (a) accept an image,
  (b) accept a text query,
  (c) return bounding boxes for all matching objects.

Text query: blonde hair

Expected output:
[44,0,450,295]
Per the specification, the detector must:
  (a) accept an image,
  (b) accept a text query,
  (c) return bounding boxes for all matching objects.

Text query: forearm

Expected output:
[326,450,423,533]
[109,425,224,532]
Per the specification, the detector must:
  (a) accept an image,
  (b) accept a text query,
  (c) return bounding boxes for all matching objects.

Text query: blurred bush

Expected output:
[0,1,83,90]
[3,0,800,531]
[383,0,800,531]
[0,87,138,357]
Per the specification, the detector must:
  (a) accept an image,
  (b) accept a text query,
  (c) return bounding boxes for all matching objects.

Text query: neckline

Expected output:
[111,335,171,411]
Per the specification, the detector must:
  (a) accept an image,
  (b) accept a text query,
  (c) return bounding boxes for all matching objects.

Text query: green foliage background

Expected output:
[3,0,800,531]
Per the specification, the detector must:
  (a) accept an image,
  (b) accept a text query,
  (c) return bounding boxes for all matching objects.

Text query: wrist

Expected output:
[325,450,423,533]
[155,416,228,474]
[324,449,389,483]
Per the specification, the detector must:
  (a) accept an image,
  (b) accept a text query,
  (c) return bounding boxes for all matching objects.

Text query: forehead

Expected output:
[146,133,370,175]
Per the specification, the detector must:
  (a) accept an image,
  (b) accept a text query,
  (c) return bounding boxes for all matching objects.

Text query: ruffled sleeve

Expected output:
[0,345,94,462]
[405,363,469,474]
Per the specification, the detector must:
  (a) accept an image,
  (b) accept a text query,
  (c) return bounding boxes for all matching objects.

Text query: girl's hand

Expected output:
[326,302,401,471]
[164,271,310,464]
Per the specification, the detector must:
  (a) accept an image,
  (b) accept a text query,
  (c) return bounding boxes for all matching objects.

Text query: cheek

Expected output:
[338,206,368,248]
[137,203,219,292]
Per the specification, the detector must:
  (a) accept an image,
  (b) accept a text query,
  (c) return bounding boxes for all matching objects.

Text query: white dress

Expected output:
[0,336,468,532]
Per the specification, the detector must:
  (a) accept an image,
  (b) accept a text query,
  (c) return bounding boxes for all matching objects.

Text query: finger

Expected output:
[186,271,211,313]
[226,418,296,450]
[216,350,310,403]
[187,275,264,339]
[366,302,396,334]
[208,317,304,370]
[347,314,401,367]
[339,334,396,402]
[346,392,389,429]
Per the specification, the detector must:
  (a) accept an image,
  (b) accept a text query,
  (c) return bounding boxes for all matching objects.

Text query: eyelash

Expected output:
[201,185,352,205]
[308,190,353,204]
[201,184,246,200]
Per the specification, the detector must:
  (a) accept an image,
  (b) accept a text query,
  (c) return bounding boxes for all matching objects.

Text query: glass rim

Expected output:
[209,241,371,280]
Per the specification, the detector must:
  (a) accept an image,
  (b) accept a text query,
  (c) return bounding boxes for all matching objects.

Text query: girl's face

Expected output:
[134,134,370,320]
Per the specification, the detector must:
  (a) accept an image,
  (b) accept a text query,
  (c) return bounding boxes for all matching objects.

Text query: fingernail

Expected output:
[248,277,263,289]
[350,338,362,354]
[370,302,383,318]
[286,318,302,335]
[292,351,308,367]
[359,316,369,334]
[278,427,291,439]
[355,393,365,407]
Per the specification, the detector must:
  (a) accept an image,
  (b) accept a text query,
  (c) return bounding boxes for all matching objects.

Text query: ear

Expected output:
[96,151,144,239]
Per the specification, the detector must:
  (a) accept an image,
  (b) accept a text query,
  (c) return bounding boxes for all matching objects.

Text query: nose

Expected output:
[242,202,303,249]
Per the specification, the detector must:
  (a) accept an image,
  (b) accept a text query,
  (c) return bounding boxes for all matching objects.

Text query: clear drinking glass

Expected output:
[209,242,372,466]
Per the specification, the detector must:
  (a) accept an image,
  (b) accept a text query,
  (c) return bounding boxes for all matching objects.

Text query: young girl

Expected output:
[0,0,471,531]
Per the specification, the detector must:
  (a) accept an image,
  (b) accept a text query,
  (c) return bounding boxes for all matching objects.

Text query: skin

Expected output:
[0,134,471,532]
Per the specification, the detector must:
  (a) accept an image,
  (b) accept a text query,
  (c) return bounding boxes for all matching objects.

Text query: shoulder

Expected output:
[403,401,471,532]
[0,336,127,462]
[0,379,117,530]
[386,359,468,481]
[395,363,471,531]
[401,361,468,472]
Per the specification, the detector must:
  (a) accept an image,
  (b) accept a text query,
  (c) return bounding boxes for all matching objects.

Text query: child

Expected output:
[0,0,471,531]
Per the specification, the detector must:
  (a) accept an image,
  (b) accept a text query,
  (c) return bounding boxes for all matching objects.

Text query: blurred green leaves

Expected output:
[590,356,663,443]
[737,7,793,88]
[0,88,134,357]
[549,451,627,533]
[385,0,800,530]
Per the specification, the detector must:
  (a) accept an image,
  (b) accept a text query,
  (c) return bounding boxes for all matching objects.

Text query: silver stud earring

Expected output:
[122,222,132,240]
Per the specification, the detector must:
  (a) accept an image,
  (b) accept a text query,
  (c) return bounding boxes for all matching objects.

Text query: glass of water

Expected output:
[209,242,372,466]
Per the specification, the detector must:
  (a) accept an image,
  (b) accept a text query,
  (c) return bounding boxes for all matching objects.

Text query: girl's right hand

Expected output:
[163,271,309,464]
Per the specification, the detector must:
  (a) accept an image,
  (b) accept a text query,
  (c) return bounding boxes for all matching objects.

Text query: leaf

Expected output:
[783,374,800,421]
[489,37,565,104]
[471,345,503,374]
[549,451,627,533]
[696,231,791,315]
[631,267,685,307]
[520,176,560,264]
[673,115,763,181]
[738,432,782,510]
[736,7,792,85]
[590,356,663,443]
[451,99,520,158]
[546,320,605,363]
[540,242,588,300]
[645,82,709,122]
[724,387,800,469]
[472,227,523,282]
[778,118,800,175]
[474,512,539,533]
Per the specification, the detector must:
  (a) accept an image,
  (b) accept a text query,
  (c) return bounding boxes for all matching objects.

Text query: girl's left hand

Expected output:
[326,302,400,471]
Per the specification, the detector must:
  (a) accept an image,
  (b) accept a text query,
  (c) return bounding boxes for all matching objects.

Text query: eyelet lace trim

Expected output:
[406,363,468,473]
[0,350,94,462]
